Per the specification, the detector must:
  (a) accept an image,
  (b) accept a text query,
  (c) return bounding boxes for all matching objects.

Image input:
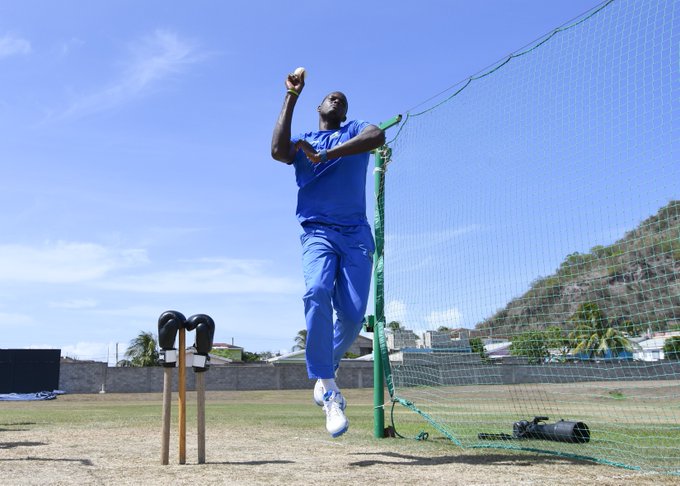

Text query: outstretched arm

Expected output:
[271,70,305,164]
[297,124,386,164]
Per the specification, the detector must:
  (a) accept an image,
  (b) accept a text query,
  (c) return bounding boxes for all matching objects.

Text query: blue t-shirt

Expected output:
[291,120,371,227]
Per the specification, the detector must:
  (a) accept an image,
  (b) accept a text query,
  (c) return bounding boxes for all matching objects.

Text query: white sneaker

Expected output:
[323,391,349,438]
[313,379,325,406]
[314,379,346,410]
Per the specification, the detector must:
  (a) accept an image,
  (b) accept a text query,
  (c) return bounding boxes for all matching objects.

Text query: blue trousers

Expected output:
[300,223,374,379]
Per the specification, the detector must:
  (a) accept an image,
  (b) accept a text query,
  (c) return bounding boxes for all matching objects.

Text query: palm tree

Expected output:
[293,329,307,351]
[568,303,633,358]
[545,326,570,358]
[124,331,160,367]
[388,321,403,331]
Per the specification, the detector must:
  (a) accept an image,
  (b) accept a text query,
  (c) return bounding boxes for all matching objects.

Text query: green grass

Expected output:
[384,389,680,474]
[2,387,679,475]
[0,390,379,441]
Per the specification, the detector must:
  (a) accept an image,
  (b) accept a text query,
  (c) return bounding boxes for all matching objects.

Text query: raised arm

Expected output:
[297,124,386,164]
[271,70,305,164]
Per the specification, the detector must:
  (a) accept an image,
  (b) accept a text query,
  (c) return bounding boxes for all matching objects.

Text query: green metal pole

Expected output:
[367,315,383,438]
[371,114,402,438]
[373,134,386,438]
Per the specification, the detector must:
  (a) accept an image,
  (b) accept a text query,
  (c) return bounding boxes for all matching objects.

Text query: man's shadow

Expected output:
[0,421,37,432]
[349,451,595,468]
[210,459,296,466]
[0,436,93,466]
[0,441,47,449]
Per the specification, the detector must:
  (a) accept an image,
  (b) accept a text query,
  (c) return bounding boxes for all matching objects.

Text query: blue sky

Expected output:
[0,0,614,363]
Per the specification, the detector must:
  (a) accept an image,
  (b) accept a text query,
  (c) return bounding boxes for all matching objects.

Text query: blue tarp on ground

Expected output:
[0,390,64,401]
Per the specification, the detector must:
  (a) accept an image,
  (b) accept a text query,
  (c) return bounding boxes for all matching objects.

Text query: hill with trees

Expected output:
[476,201,680,338]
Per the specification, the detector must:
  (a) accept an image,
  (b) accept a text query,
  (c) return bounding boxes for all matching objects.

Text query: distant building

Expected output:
[484,340,512,359]
[447,327,489,340]
[184,347,232,366]
[267,349,305,364]
[422,330,474,351]
[387,329,419,350]
[268,334,373,363]
[211,342,244,362]
[633,331,680,361]
[348,334,373,357]
[423,330,453,349]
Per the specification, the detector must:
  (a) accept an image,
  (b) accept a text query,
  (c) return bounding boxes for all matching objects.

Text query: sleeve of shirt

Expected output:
[290,132,305,164]
[348,120,371,138]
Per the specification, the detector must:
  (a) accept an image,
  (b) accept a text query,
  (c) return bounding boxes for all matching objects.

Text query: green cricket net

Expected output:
[374,0,679,474]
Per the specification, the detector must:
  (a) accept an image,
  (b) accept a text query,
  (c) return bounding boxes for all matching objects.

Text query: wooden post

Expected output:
[178,327,186,465]
[196,371,206,464]
[160,367,172,465]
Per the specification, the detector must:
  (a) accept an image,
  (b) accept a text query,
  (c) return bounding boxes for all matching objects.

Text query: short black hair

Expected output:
[322,91,348,110]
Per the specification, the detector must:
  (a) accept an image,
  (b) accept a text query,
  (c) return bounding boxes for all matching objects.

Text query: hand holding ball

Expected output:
[293,67,306,81]
[286,67,306,96]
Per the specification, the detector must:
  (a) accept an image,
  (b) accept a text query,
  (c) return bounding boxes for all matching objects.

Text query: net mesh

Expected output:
[378,0,679,473]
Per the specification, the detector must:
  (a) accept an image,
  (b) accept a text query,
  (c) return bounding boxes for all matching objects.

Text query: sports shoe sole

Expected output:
[330,421,349,438]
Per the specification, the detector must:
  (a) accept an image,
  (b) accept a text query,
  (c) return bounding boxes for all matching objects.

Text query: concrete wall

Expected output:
[391,360,680,387]
[60,360,680,394]
[59,361,374,394]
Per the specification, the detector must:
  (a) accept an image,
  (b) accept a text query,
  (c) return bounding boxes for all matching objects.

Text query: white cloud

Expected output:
[59,341,110,363]
[425,307,463,328]
[0,311,34,328]
[126,29,201,87]
[90,304,166,318]
[385,299,408,323]
[55,37,84,58]
[100,258,301,294]
[0,33,31,58]
[49,299,99,309]
[21,342,115,365]
[383,301,463,330]
[0,241,148,283]
[57,29,205,120]
[0,242,298,296]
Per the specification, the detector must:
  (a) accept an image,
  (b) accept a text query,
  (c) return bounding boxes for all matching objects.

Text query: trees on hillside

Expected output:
[544,326,570,357]
[478,202,680,336]
[509,330,548,364]
[664,337,680,360]
[568,302,633,358]
[469,337,487,360]
[508,303,636,363]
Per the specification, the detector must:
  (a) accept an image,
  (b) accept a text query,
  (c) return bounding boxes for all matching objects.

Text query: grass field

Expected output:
[1,388,678,485]
[387,380,680,475]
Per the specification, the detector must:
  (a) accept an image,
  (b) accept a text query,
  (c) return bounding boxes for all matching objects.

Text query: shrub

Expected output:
[663,337,680,360]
